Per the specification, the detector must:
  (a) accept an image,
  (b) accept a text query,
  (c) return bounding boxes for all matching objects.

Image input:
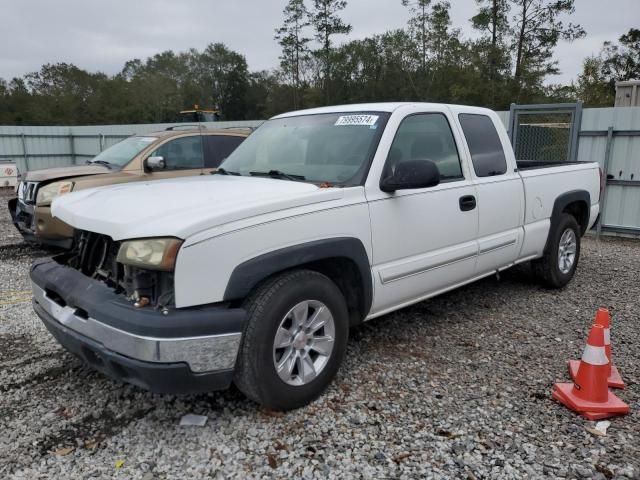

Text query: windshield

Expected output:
[219,112,389,185]
[89,136,157,167]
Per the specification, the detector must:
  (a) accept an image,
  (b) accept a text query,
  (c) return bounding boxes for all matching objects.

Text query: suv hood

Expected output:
[24,164,110,182]
[52,175,344,241]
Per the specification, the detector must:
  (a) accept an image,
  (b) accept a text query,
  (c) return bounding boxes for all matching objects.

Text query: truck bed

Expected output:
[516,160,601,227]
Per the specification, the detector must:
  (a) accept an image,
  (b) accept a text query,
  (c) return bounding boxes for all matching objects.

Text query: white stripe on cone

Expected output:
[604,328,611,346]
[581,344,609,366]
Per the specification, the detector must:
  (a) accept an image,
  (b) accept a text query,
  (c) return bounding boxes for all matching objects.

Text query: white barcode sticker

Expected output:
[334,115,379,126]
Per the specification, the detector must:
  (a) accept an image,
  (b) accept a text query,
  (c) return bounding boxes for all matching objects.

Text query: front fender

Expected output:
[223,237,373,316]
[173,201,373,309]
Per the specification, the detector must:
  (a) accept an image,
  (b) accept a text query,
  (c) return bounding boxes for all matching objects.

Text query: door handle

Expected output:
[459,195,476,211]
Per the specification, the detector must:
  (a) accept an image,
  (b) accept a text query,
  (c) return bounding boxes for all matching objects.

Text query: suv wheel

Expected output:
[234,270,349,410]
[532,213,581,288]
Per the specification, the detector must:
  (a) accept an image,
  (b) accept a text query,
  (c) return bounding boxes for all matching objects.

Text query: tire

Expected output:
[532,213,581,288]
[234,269,349,410]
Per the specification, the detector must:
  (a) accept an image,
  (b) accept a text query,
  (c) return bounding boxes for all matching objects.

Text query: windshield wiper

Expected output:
[249,170,306,181]
[87,159,113,169]
[213,167,241,176]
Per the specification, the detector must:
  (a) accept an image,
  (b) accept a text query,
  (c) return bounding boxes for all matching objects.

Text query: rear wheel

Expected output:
[234,270,349,410]
[532,213,581,288]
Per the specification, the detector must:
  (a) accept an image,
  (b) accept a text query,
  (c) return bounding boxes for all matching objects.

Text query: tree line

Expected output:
[0,0,638,125]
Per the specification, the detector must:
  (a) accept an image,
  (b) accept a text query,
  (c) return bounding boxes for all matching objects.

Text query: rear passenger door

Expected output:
[367,110,479,315]
[146,135,205,180]
[457,113,525,275]
[202,134,246,173]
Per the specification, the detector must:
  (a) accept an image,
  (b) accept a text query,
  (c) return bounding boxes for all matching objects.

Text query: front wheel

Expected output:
[532,213,581,288]
[234,270,349,410]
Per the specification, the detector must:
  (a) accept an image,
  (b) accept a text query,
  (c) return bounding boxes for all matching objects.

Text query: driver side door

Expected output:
[145,134,205,180]
[366,111,479,316]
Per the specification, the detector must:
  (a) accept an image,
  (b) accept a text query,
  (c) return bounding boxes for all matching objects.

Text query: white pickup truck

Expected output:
[31,103,601,410]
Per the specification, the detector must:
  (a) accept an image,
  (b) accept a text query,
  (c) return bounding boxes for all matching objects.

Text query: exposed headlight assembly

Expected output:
[36,181,73,206]
[117,238,183,271]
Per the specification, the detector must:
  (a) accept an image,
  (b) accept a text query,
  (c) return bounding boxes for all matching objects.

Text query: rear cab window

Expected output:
[204,135,246,168]
[458,114,508,177]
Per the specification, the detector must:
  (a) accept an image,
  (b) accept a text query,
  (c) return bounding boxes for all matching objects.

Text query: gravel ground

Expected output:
[0,187,638,479]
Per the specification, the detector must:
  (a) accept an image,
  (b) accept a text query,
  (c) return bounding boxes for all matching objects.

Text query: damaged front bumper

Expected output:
[30,258,246,394]
[9,197,37,241]
[8,198,73,249]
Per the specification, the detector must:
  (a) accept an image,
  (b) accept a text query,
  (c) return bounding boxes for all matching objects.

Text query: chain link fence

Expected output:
[513,112,573,163]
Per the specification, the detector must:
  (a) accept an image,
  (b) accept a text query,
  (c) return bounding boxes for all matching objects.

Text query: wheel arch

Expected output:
[544,190,590,253]
[223,237,373,325]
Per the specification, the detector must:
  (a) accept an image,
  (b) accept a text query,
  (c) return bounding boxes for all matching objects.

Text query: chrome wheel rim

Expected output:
[558,228,577,274]
[272,300,335,386]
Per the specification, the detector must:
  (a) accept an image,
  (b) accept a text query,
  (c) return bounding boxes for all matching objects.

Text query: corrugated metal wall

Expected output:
[579,108,640,233]
[0,121,263,173]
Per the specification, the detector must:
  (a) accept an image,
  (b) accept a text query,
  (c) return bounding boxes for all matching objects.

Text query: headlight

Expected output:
[36,181,73,206]
[117,238,183,271]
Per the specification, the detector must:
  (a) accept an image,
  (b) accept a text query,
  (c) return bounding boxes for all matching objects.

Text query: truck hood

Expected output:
[24,164,110,182]
[52,175,344,241]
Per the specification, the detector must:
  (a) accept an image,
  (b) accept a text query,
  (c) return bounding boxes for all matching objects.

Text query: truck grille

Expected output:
[75,231,122,284]
[18,181,39,204]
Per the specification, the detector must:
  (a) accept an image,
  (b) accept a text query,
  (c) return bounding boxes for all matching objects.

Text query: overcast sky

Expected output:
[1,0,637,85]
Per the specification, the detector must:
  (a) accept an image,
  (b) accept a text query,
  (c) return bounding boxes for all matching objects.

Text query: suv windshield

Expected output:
[219,112,389,185]
[89,136,157,167]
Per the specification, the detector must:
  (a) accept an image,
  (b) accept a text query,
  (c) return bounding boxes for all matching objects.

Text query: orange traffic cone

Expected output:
[552,324,629,418]
[568,308,624,389]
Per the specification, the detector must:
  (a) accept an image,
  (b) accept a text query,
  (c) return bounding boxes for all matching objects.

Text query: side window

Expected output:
[458,114,507,177]
[151,136,204,170]
[204,135,246,168]
[385,113,463,181]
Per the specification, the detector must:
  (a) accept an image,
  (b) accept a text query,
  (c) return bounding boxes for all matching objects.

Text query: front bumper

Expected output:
[9,198,73,249]
[30,258,246,394]
[9,197,35,239]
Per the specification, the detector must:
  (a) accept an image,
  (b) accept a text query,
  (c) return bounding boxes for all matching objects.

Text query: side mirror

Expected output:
[145,156,166,171]
[380,159,440,193]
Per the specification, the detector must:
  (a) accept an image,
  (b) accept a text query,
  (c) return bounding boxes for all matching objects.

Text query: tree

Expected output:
[22,63,108,124]
[510,0,585,100]
[424,3,460,70]
[197,43,250,120]
[573,56,614,107]
[400,1,464,100]
[401,0,432,72]
[118,51,188,122]
[245,70,280,118]
[329,30,418,104]
[275,0,311,109]
[471,0,511,106]
[601,28,640,84]
[310,0,352,103]
[0,78,10,124]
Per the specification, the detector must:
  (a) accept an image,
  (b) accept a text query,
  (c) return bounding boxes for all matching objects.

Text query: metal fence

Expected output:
[504,105,640,236]
[0,121,264,174]
[508,102,582,163]
[577,108,640,236]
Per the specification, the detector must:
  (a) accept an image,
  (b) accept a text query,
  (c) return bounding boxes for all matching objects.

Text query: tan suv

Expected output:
[9,127,248,248]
